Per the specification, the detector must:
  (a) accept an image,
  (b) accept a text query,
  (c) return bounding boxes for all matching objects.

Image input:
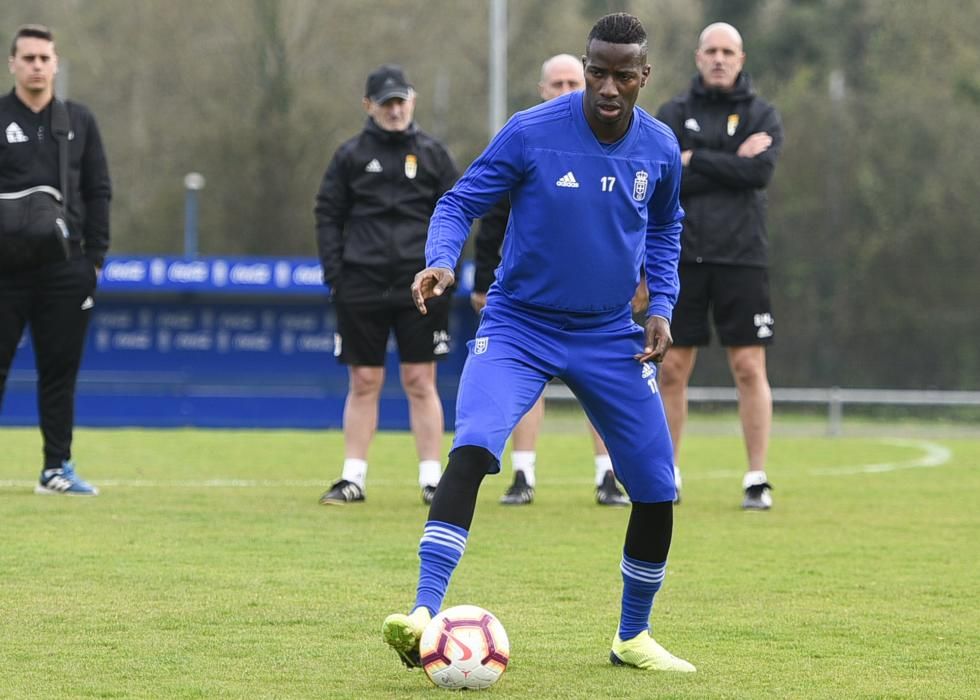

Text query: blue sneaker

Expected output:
[35,461,99,496]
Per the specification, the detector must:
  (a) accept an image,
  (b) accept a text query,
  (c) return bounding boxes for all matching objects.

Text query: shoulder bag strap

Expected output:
[51,98,70,209]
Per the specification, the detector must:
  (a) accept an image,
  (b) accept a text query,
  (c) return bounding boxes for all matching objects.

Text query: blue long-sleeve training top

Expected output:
[426,90,683,319]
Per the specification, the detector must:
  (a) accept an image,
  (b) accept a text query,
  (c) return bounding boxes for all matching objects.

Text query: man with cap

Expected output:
[315,64,459,506]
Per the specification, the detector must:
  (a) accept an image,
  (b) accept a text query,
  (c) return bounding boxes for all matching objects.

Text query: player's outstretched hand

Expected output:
[412,267,455,315]
[634,315,672,363]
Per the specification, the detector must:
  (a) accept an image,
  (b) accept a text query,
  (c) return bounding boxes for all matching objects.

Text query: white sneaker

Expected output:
[742,471,773,510]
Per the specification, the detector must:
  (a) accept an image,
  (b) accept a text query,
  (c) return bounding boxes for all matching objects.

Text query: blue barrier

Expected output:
[2,257,478,429]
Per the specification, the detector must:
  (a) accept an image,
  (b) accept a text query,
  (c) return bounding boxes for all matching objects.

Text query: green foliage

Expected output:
[1,423,979,698]
[1,0,977,388]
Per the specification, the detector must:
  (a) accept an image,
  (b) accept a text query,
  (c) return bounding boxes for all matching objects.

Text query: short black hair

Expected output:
[10,24,54,57]
[587,13,648,54]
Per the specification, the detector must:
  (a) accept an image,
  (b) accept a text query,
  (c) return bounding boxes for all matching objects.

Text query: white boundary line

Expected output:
[685,439,952,481]
[808,439,951,476]
[0,439,953,489]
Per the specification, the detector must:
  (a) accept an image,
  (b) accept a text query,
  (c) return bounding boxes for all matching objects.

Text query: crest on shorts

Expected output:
[405,154,418,179]
[632,170,648,202]
[727,114,740,136]
[474,337,489,355]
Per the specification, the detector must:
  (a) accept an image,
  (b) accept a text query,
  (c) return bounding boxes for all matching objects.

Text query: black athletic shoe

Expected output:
[596,470,629,507]
[499,470,534,505]
[421,485,437,505]
[319,479,365,505]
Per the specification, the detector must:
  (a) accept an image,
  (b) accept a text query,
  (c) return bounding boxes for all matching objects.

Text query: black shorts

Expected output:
[670,263,774,347]
[333,295,452,366]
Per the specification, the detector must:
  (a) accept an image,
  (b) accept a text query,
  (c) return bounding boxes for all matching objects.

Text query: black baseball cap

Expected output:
[365,64,413,103]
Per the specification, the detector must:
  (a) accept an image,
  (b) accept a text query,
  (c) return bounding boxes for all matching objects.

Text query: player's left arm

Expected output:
[686,104,783,190]
[637,145,684,363]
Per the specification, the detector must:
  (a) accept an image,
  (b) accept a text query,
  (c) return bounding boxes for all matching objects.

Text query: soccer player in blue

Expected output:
[382,13,696,673]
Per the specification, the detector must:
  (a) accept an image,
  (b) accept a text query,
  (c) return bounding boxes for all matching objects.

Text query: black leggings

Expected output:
[427,445,496,529]
[429,444,672,562]
[624,501,673,562]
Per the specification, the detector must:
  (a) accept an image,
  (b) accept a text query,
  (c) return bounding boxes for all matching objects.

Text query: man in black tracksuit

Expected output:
[314,64,458,506]
[655,22,782,510]
[0,25,110,495]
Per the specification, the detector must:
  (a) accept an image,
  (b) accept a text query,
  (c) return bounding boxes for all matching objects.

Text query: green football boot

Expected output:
[610,631,696,672]
[382,607,432,669]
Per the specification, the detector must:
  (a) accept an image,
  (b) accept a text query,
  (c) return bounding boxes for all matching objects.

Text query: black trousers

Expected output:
[0,256,97,469]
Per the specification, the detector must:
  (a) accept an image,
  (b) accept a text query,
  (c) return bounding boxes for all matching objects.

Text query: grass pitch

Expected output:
[1,416,978,698]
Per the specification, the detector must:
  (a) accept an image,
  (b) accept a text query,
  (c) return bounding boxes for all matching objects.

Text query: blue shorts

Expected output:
[453,294,676,503]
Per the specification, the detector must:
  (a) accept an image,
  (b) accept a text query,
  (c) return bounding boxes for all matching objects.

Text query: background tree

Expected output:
[2,0,977,390]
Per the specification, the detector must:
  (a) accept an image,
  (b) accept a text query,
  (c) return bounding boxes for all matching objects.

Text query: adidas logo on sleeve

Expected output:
[556,171,579,188]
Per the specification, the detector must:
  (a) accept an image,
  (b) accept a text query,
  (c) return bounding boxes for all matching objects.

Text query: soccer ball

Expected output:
[419,605,510,690]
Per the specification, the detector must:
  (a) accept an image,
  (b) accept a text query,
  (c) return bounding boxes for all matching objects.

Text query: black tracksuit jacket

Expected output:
[472,197,509,294]
[314,117,458,305]
[0,90,110,469]
[655,73,782,267]
[0,90,111,267]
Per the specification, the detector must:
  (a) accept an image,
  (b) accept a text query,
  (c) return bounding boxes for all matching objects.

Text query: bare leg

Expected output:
[658,347,698,466]
[726,346,771,474]
[588,421,607,457]
[589,418,629,505]
[343,365,384,459]
[500,394,544,502]
[512,394,545,452]
[400,361,443,462]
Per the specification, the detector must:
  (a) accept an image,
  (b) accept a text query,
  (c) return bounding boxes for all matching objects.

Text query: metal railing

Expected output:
[543,384,980,435]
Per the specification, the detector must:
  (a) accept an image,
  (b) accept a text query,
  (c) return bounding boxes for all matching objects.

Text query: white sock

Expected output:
[742,470,769,489]
[512,451,536,487]
[419,460,442,488]
[341,458,367,489]
[595,454,613,486]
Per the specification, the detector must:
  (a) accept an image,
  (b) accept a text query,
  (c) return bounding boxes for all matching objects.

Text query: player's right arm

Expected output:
[424,120,526,274]
[412,266,456,315]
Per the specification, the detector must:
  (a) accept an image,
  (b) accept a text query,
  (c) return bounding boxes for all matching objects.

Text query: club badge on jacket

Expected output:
[405,154,418,179]
[727,114,739,136]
